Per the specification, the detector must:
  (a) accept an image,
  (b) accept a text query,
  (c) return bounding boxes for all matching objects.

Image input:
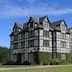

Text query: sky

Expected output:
[0,0,72,48]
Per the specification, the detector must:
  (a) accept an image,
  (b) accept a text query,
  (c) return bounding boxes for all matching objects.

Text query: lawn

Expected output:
[0,65,24,68]
[0,65,72,72]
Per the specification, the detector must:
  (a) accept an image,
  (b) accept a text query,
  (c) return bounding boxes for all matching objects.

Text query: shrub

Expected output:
[50,59,60,65]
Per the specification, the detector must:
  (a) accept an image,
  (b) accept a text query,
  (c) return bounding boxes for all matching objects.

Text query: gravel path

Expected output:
[0,65,72,71]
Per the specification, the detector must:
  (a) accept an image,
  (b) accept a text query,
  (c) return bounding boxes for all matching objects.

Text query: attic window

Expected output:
[61,24,66,31]
[30,22,33,28]
[43,21,48,28]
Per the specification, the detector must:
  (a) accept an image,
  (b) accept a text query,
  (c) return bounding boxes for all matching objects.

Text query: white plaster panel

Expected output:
[34,40,38,46]
[57,41,61,48]
[40,40,43,47]
[49,32,52,38]
[25,32,28,38]
[57,48,70,53]
[50,41,52,47]
[40,30,43,36]
[34,30,38,36]
[60,21,66,33]
[18,34,21,40]
[39,47,52,52]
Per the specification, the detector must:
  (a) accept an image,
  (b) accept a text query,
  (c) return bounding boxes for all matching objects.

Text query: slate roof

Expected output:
[10,16,71,36]
[50,19,67,30]
[31,16,39,24]
[39,16,48,23]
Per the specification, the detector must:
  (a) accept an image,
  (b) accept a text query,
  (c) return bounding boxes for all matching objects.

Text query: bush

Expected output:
[50,59,60,65]
[42,62,49,65]
[23,61,31,65]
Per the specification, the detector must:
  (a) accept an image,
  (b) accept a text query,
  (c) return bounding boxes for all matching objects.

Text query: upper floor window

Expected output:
[30,22,33,28]
[70,38,72,43]
[21,41,25,48]
[43,21,48,28]
[14,35,18,41]
[61,22,66,32]
[61,33,66,39]
[43,30,49,37]
[43,40,50,47]
[61,41,66,48]
[61,24,66,30]
[13,43,18,49]
[28,40,34,47]
[28,31,34,38]
[21,34,25,39]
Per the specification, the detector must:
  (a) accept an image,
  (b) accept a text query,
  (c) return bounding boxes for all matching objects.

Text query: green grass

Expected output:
[0,65,72,72]
[0,65,25,68]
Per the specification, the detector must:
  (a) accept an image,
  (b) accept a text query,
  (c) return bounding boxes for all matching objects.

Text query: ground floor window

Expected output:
[61,53,66,60]
[43,40,50,47]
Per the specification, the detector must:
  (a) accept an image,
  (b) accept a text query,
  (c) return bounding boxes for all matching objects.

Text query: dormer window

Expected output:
[61,24,65,30]
[60,21,66,33]
[30,22,33,28]
[43,21,48,28]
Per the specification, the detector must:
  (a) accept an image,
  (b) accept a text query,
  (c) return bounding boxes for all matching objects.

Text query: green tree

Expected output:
[0,46,9,64]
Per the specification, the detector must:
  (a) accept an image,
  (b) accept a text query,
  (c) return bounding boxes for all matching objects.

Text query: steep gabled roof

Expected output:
[50,19,67,29]
[13,23,23,30]
[28,16,39,24]
[39,16,50,23]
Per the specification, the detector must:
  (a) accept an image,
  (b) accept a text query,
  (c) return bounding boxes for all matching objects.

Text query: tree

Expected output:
[0,46,9,64]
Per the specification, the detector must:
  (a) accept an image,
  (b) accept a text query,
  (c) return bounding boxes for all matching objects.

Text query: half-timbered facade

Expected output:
[10,16,71,64]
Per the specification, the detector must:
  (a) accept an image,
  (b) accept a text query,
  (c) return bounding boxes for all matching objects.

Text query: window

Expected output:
[13,43,18,49]
[61,41,66,48]
[43,21,48,28]
[30,22,33,28]
[43,40,50,47]
[28,31,34,38]
[61,54,66,60]
[61,33,66,39]
[21,42,25,48]
[71,38,72,43]
[14,35,18,41]
[21,34,25,39]
[34,40,38,47]
[61,24,66,31]
[43,30,49,37]
[34,30,38,36]
[28,40,34,47]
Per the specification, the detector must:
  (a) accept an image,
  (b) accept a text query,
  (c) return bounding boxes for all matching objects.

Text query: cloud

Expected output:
[0,5,72,19]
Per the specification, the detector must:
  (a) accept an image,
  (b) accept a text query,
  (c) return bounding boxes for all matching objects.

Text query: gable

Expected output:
[60,21,67,33]
[13,23,17,30]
